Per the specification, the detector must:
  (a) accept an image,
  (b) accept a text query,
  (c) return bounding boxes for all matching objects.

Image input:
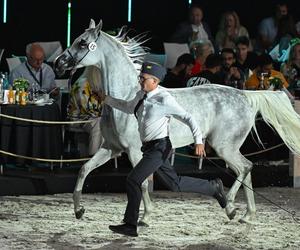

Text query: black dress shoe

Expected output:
[109,223,138,237]
[211,178,227,208]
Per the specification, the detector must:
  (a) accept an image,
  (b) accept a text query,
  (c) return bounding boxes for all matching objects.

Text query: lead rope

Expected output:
[204,156,299,224]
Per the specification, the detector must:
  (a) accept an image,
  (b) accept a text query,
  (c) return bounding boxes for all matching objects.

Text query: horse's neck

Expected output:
[97,34,140,100]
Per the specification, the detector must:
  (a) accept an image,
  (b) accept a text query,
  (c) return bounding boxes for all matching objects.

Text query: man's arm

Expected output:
[164,94,205,156]
[104,92,142,114]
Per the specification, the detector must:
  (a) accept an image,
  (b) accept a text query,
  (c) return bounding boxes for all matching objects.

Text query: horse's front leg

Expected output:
[73,147,114,219]
[127,149,153,226]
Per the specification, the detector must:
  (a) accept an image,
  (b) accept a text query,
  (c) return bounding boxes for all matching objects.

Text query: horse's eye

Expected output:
[78,39,87,49]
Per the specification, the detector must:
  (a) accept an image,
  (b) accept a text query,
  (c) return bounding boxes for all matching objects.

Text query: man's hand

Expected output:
[194,144,206,157]
[98,90,107,102]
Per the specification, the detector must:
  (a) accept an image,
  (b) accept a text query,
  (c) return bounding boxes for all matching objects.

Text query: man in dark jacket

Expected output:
[170,4,213,46]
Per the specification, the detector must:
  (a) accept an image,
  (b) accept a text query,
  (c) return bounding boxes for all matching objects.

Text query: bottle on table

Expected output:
[15,88,20,104]
[20,88,26,105]
[8,86,15,104]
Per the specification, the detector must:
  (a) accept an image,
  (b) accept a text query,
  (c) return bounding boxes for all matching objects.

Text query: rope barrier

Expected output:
[0,113,95,125]
[0,150,90,162]
[174,143,285,159]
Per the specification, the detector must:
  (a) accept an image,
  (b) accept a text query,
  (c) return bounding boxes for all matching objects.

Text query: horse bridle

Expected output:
[54,30,101,76]
[67,33,101,71]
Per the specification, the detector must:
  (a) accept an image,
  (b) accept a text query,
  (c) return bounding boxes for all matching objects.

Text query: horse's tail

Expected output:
[244,90,300,156]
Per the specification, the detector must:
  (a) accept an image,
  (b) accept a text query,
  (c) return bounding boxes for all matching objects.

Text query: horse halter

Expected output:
[54,32,100,75]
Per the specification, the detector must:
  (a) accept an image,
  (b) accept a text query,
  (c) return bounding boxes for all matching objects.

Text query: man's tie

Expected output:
[134,93,147,118]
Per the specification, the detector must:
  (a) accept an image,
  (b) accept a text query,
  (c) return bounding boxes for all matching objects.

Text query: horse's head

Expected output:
[54,19,102,76]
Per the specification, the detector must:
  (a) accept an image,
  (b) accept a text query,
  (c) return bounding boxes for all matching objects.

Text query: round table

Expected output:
[0,103,62,165]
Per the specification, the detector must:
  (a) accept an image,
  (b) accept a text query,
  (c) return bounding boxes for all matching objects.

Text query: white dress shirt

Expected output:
[191,23,209,42]
[105,86,203,144]
[9,62,56,92]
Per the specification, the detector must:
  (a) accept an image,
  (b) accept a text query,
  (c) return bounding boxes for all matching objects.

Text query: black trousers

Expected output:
[123,137,216,226]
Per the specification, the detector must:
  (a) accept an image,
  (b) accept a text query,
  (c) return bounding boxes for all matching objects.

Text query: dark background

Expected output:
[0,0,300,70]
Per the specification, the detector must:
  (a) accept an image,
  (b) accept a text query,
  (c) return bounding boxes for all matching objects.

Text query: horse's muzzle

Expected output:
[53,53,76,77]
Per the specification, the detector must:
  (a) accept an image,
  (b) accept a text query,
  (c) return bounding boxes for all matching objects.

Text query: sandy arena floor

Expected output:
[0,187,299,249]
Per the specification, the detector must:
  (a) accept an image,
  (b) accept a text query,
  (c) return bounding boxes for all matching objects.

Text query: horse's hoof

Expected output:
[239,214,255,224]
[75,207,85,219]
[138,221,149,227]
[228,208,236,220]
[226,206,236,220]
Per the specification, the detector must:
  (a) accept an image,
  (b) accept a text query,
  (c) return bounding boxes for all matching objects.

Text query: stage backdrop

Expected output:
[0,0,299,69]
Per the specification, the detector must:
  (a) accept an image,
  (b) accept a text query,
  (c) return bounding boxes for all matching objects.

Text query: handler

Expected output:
[103,61,227,237]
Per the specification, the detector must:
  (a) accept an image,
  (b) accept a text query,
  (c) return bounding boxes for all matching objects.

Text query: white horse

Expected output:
[54,20,300,224]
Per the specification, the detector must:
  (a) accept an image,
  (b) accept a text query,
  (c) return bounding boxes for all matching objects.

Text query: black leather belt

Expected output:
[142,136,169,146]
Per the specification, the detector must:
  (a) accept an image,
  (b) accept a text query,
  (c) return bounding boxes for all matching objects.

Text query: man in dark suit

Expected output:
[170,4,213,46]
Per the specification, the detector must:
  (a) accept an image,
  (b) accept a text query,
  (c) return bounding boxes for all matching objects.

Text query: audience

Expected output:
[245,53,288,90]
[257,2,289,53]
[235,36,258,79]
[274,15,297,59]
[280,38,300,94]
[9,43,58,97]
[187,53,223,87]
[161,53,195,88]
[170,4,213,47]
[190,40,214,75]
[219,48,245,89]
[215,10,249,51]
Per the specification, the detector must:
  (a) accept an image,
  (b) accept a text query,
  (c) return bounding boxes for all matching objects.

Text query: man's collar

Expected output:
[146,86,159,99]
[26,61,44,72]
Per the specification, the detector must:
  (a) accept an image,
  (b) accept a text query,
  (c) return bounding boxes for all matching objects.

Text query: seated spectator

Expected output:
[274,14,297,60]
[169,4,213,47]
[235,36,258,79]
[219,48,245,89]
[67,65,103,156]
[190,40,214,75]
[280,38,300,95]
[187,54,223,87]
[245,53,288,90]
[9,43,58,97]
[161,53,194,88]
[215,10,249,51]
[256,2,289,53]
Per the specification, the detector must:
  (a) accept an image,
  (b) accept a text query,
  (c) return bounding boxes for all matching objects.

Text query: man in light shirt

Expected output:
[104,61,227,237]
[9,43,58,96]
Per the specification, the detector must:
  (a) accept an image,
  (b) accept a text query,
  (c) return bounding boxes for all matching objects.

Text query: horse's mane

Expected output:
[106,26,149,72]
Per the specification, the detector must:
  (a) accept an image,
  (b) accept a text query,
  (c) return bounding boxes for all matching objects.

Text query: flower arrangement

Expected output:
[268,76,283,90]
[13,78,30,90]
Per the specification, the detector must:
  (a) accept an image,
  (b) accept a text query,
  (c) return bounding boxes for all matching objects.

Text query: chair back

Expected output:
[6,57,22,72]
[144,53,167,67]
[163,42,190,69]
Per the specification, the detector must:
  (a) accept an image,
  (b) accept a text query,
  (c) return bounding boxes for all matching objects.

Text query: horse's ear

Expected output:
[95,20,103,32]
[89,19,96,29]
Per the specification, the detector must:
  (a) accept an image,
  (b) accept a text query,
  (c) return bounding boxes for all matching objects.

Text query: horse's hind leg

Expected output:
[240,172,256,223]
[73,148,113,219]
[127,149,153,226]
[214,148,253,221]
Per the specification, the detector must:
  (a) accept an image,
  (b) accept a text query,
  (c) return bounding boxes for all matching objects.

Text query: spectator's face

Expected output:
[236,44,249,61]
[222,52,235,68]
[225,14,235,28]
[276,5,288,18]
[260,64,273,76]
[185,63,194,76]
[28,49,44,70]
[189,7,203,26]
